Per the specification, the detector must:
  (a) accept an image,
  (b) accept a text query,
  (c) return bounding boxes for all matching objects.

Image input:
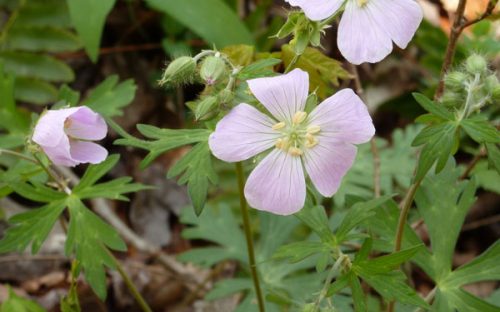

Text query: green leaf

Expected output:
[415,163,476,282]
[443,288,500,312]
[67,0,116,62]
[167,142,217,215]
[0,51,74,82]
[461,118,500,144]
[273,241,327,263]
[11,181,66,203]
[336,195,392,243]
[14,77,58,105]
[348,272,367,312]
[485,143,500,174]
[357,271,428,309]
[281,45,351,98]
[237,58,281,80]
[0,200,66,254]
[81,75,136,117]
[442,240,500,287]
[116,126,210,168]
[205,278,252,301]
[412,122,458,181]
[16,0,71,28]
[412,93,454,120]
[355,245,423,275]
[294,205,335,245]
[146,0,254,47]
[5,26,81,52]
[65,196,126,299]
[326,273,350,297]
[0,287,46,312]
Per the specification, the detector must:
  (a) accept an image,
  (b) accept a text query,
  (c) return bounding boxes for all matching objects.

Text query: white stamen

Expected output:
[292,111,307,125]
[272,122,286,130]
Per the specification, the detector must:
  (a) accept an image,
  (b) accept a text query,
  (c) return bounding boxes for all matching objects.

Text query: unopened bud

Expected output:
[159,56,196,86]
[444,71,467,90]
[200,55,227,85]
[195,96,218,121]
[485,75,499,93]
[492,86,500,102]
[441,91,463,108]
[465,54,487,75]
[218,89,234,106]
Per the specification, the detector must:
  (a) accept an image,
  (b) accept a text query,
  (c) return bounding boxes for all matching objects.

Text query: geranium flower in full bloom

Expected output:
[285,0,423,65]
[209,69,374,215]
[32,106,108,167]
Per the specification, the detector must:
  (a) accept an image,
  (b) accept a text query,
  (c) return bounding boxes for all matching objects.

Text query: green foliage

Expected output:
[0,0,81,105]
[146,0,254,47]
[115,125,216,215]
[412,93,500,181]
[66,0,115,62]
[65,196,126,300]
[81,76,136,117]
[0,287,46,312]
[280,45,351,98]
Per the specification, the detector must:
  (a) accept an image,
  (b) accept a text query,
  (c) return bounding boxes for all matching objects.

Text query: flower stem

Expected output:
[106,249,153,312]
[235,162,266,312]
[394,178,423,252]
[0,148,37,164]
[285,54,301,74]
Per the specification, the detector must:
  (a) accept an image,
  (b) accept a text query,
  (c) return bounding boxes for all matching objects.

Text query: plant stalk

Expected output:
[235,162,266,312]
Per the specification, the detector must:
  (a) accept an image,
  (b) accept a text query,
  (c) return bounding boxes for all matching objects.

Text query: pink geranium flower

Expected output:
[32,106,108,167]
[209,69,374,215]
[285,0,423,65]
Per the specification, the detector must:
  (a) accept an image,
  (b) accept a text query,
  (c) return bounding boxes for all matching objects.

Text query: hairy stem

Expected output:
[394,178,423,252]
[0,148,37,164]
[285,54,301,73]
[313,253,346,311]
[235,162,266,312]
[107,249,153,312]
[435,0,496,99]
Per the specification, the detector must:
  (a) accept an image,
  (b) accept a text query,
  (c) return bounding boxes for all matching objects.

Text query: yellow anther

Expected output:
[305,135,319,148]
[289,147,303,156]
[272,121,286,130]
[292,111,307,125]
[357,0,368,7]
[307,125,321,134]
[275,138,284,149]
[275,138,289,150]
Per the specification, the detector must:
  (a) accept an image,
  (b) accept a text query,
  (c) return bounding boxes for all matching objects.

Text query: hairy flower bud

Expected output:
[159,56,196,86]
[465,54,487,75]
[441,91,463,108]
[195,96,219,121]
[200,55,227,85]
[444,71,467,90]
[218,89,234,106]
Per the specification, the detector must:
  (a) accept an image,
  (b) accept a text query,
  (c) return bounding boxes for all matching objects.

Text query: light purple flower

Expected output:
[209,69,374,215]
[285,0,423,65]
[32,106,108,167]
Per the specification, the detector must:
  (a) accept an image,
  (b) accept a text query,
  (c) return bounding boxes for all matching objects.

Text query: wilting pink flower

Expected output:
[209,69,374,215]
[285,0,423,65]
[32,106,108,167]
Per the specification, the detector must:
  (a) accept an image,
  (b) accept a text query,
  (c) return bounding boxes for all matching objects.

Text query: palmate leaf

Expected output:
[0,200,66,254]
[115,124,215,214]
[65,196,127,300]
[72,155,150,201]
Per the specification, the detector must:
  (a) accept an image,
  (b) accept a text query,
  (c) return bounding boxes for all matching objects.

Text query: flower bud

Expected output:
[195,96,218,121]
[492,85,500,102]
[485,75,499,93]
[444,71,467,90]
[465,54,487,75]
[218,89,234,106]
[159,56,196,86]
[440,91,463,108]
[200,55,227,85]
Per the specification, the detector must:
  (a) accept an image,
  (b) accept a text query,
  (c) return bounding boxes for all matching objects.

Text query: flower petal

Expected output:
[41,135,79,167]
[285,0,343,21]
[65,106,107,140]
[69,141,108,164]
[309,89,375,144]
[368,0,423,49]
[32,107,80,148]
[209,103,281,162]
[244,149,306,215]
[337,0,393,64]
[247,69,309,121]
[304,138,357,197]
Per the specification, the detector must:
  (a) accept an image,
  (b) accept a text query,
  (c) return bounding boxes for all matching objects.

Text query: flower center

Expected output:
[272,111,320,157]
[356,0,369,7]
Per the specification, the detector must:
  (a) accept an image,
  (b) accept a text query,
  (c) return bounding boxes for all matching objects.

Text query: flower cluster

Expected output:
[32,106,108,167]
[209,69,374,215]
[285,0,423,64]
